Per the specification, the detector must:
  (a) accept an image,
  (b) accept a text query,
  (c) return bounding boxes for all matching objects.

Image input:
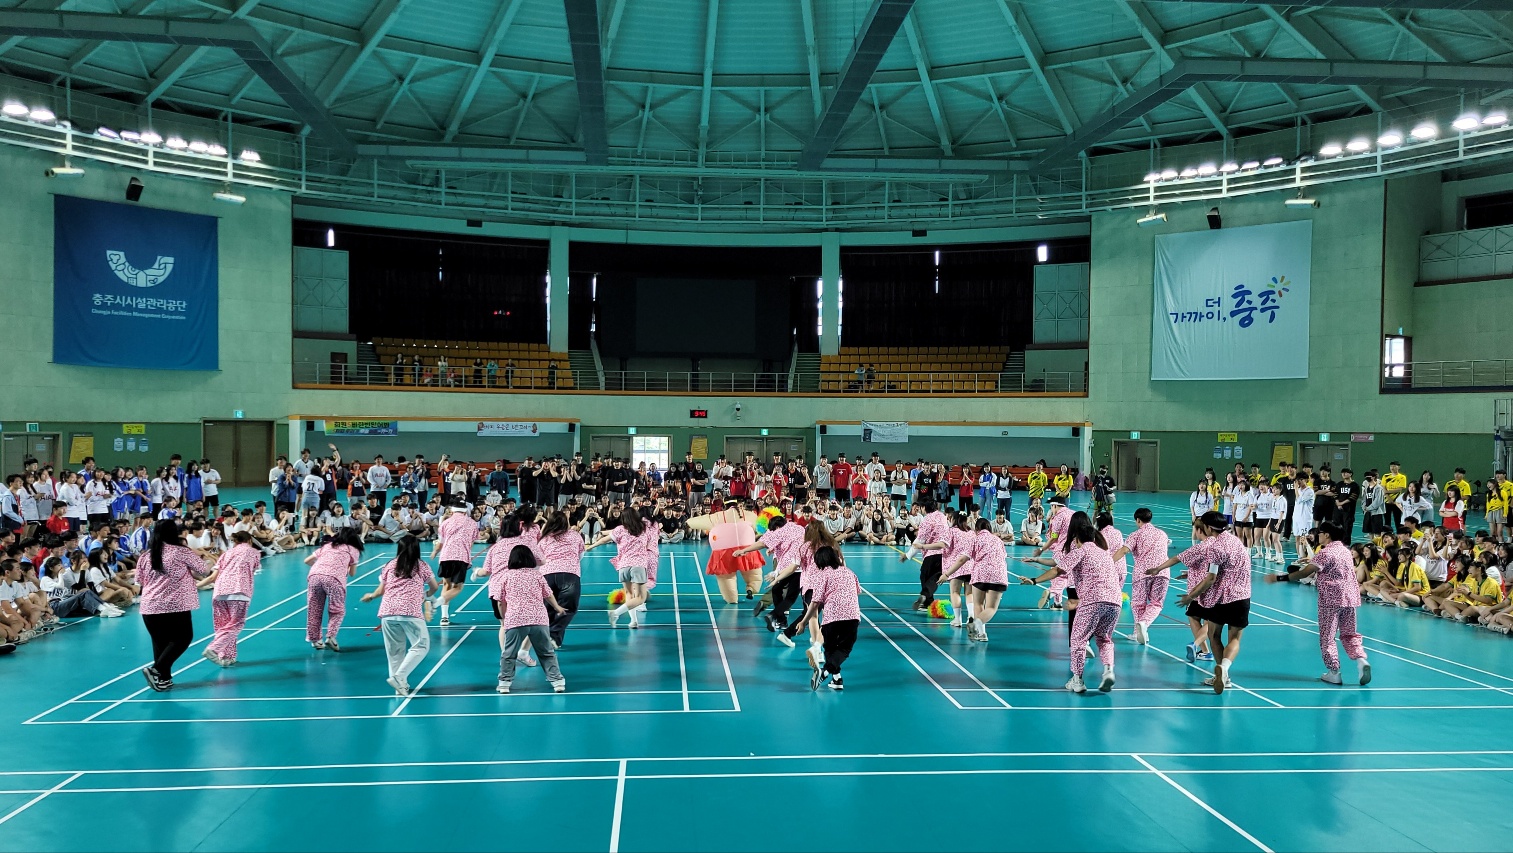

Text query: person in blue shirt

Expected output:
[184,461,204,505]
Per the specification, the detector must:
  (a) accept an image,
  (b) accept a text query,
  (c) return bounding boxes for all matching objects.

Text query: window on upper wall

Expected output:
[1383,334,1411,387]
[1463,191,1513,230]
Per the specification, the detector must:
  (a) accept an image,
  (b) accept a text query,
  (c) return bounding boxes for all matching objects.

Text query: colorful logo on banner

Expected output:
[861,421,908,443]
[52,195,218,370]
[1151,220,1311,381]
[326,420,399,436]
[477,421,540,437]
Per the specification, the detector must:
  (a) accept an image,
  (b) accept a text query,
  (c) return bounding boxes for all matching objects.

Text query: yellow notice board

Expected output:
[68,434,94,464]
[1217,432,1238,443]
[1270,442,1294,471]
[122,423,146,435]
[690,436,709,460]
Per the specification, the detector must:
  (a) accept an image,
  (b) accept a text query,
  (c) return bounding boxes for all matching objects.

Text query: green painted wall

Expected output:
[1411,277,1513,362]
[1,421,203,471]
[1091,430,1493,492]
[578,426,810,463]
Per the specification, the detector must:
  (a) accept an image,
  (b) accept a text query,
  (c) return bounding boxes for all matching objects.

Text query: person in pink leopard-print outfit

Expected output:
[204,532,261,666]
[303,528,363,651]
[1268,522,1372,686]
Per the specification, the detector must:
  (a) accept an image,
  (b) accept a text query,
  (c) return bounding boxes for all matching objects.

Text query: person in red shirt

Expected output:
[832,455,854,500]
[957,466,975,512]
[44,502,70,537]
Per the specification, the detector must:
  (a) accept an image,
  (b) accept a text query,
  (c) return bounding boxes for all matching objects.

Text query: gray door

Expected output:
[765,436,806,464]
[589,435,632,462]
[1298,442,1350,472]
[3,433,59,473]
[1112,440,1159,492]
[724,436,766,464]
[203,420,275,487]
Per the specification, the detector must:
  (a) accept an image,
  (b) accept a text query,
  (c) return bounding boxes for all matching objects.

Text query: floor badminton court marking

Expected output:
[25,553,390,726]
[670,551,690,711]
[858,584,1013,708]
[393,626,476,715]
[685,553,742,712]
[1131,754,1275,853]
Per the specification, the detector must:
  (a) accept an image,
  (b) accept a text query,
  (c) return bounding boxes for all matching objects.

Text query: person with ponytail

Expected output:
[1022,509,1096,662]
[920,511,974,629]
[585,507,659,628]
[775,522,840,669]
[475,505,546,665]
[361,536,438,696]
[734,512,805,632]
[900,496,949,611]
[1021,512,1119,693]
[944,517,1009,642]
[536,510,585,647]
[789,545,859,691]
[137,518,213,691]
[203,530,261,667]
[1266,521,1372,686]
[1148,511,1254,694]
[302,526,363,652]
[431,500,480,627]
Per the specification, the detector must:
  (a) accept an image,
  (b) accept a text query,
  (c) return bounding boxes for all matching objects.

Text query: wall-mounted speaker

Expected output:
[567,422,576,433]
[1071,426,1081,437]
[819,425,828,435]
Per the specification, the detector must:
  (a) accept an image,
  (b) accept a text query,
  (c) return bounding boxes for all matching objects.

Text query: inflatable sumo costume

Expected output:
[689,501,767,604]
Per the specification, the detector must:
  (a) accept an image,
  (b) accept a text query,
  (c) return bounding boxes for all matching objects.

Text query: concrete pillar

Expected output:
[820,231,840,355]
[548,226,570,352]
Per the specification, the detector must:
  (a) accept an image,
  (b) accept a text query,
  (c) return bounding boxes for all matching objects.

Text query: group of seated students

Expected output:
[1352,523,1513,632]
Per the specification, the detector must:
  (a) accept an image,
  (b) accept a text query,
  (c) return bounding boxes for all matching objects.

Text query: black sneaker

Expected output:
[828,674,844,691]
[762,614,777,633]
[143,666,166,692]
[810,668,829,691]
[753,600,767,617]
[746,589,754,600]
[912,597,925,611]
[0,642,15,656]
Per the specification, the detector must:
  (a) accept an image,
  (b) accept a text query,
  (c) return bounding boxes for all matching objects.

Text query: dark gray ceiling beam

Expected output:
[562,0,609,165]
[798,0,916,170]
[0,9,354,155]
[1034,56,1513,170]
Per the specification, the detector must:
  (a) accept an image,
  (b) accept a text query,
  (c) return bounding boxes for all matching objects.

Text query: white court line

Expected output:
[942,685,1513,694]
[609,759,627,853]
[28,708,737,725]
[689,555,741,712]
[1111,627,1286,709]
[669,553,690,712]
[855,607,966,709]
[0,772,81,827]
[860,586,1013,708]
[4,747,1513,778]
[394,626,476,715]
[66,689,729,704]
[1132,754,1275,853]
[21,551,390,725]
[75,560,389,724]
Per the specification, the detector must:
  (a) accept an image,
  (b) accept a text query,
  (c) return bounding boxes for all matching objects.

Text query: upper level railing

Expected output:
[1420,226,1513,283]
[1382,359,1513,392]
[292,363,1085,395]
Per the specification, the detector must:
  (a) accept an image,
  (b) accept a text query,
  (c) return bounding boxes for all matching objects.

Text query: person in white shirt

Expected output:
[366,457,393,506]
[200,459,222,510]
[57,471,87,534]
[301,470,325,512]
[1017,507,1044,546]
[1233,481,1257,555]
[989,511,1015,543]
[293,448,315,479]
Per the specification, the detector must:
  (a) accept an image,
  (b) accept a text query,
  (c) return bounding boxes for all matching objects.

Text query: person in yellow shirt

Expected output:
[1248,464,1265,486]
[1381,461,1408,532]
[1027,461,1049,503]
[1377,547,1431,608]
[1492,470,1513,543]
[1052,464,1074,501]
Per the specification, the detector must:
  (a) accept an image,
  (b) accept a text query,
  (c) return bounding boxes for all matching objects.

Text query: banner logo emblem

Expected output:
[106,250,175,288]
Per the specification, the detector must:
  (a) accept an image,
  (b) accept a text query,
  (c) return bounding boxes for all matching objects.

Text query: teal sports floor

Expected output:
[5,489,1513,852]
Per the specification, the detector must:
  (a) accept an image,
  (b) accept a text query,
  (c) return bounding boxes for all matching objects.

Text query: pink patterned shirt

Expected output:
[537,532,585,577]
[377,559,436,619]
[610,524,659,571]
[1101,526,1127,590]
[436,512,479,563]
[494,569,551,630]
[309,544,360,580]
[1063,542,1122,606]
[1125,524,1172,578]
[211,543,260,600]
[917,511,949,550]
[969,529,1009,586]
[812,565,861,624]
[1311,540,1362,609]
[139,544,211,614]
[1179,532,1252,607]
[485,533,544,599]
[943,526,975,580]
[759,523,805,570]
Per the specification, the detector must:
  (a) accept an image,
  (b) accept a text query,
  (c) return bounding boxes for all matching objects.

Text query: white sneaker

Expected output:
[1321,669,1343,685]
[1065,674,1086,694]
[628,614,640,630]
[1133,622,1148,645]
[551,680,566,693]
[386,676,409,696]
[517,650,538,667]
[439,615,451,627]
[609,609,621,628]
[950,618,962,628]
[807,644,825,671]
[496,680,511,694]
[1099,668,1116,692]
[1358,659,1372,686]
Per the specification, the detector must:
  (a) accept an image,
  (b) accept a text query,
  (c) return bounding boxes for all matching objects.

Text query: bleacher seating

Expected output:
[819,346,1009,393]
[368,338,575,389]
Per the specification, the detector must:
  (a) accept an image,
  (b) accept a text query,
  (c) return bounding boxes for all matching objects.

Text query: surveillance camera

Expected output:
[734,402,742,412]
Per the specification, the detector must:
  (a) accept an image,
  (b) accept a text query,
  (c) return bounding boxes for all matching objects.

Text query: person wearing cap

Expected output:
[1148,511,1253,693]
[1266,521,1371,686]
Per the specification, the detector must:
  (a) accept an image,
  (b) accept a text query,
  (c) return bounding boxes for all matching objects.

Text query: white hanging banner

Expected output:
[1151,220,1311,380]
[476,421,541,437]
[861,421,908,443]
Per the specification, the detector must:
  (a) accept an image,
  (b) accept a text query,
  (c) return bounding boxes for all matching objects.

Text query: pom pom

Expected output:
[928,600,954,619]
[607,589,626,605]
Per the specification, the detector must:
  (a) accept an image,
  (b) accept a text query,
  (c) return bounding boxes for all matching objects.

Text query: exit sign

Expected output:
[760,428,769,436]
[689,409,708,419]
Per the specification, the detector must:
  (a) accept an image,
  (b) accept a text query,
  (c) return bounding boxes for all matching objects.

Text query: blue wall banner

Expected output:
[1150,220,1311,381]
[53,195,219,370]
